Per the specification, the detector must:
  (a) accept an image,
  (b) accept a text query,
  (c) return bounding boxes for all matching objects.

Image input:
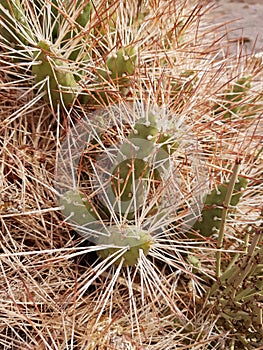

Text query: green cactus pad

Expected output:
[81,46,137,104]
[119,121,159,160]
[124,116,178,167]
[106,47,137,78]
[108,115,177,218]
[59,189,98,226]
[97,47,137,92]
[192,176,248,237]
[74,1,93,28]
[66,2,93,63]
[32,41,77,106]
[107,158,148,219]
[96,225,152,266]
[111,158,149,202]
[42,0,93,42]
[155,133,179,168]
[130,122,159,142]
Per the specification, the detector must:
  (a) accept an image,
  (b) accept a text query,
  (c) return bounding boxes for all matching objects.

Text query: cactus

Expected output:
[32,41,77,106]
[106,47,137,79]
[170,70,198,111]
[59,189,98,227]
[66,1,94,62]
[1,0,139,107]
[209,229,263,345]
[36,0,93,43]
[155,132,179,169]
[2,0,262,347]
[58,113,178,227]
[96,225,152,266]
[98,47,137,91]
[191,176,248,237]
[79,46,138,105]
[118,113,178,162]
[108,158,149,218]
[74,1,93,28]
[37,0,60,43]
[118,116,159,160]
[105,114,178,219]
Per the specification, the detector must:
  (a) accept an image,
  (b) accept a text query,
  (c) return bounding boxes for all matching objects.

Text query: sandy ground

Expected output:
[207,0,263,53]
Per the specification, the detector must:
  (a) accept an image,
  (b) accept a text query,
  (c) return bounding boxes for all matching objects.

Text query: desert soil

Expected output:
[207,0,263,53]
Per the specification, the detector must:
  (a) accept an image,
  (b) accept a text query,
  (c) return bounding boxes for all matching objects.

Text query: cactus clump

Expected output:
[192,176,248,237]
[96,225,152,266]
[32,41,77,106]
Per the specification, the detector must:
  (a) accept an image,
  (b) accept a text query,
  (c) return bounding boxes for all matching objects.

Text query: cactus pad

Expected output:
[74,1,93,28]
[106,47,137,78]
[59,189,98,227]
[96,225,152,266]
[192,176,248,237]
[98,47,137,93]
[32,41,77,106]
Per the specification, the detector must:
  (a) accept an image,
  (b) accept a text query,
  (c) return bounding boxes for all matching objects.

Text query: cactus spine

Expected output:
[0,0,32,45]
[214,76,252,119]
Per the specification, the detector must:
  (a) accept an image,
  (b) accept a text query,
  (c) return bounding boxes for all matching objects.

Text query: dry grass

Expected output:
[0,0,262,349]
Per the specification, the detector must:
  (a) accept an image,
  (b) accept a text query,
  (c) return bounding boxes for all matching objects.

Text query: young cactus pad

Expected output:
[59,189,98,227]
[106,47,137,78]
[81,46,137,104]
[110,116,159,211]
[118,117,159,160]
[192,176,248,237]
[32,41,77,106]
[98,47,137,91]
[96,225,152,267]
[155,133,179,168]
[121,115,178,169]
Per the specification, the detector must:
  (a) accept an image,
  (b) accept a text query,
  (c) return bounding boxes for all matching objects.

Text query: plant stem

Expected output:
[229,231,262,290]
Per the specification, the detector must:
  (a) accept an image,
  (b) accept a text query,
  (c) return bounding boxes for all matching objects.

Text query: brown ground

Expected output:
[207,0,263,53]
